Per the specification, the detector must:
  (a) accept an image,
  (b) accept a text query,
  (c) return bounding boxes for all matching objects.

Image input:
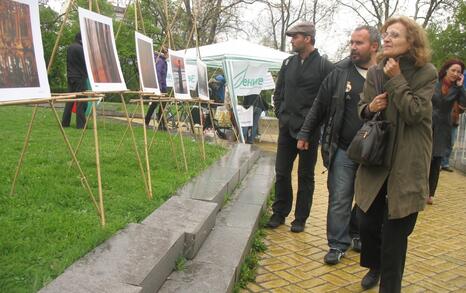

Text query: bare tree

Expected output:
[338,0,458,28]
[255,0,338,51]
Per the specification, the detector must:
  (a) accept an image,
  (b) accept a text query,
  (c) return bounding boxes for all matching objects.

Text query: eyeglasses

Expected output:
[382,31,401,40]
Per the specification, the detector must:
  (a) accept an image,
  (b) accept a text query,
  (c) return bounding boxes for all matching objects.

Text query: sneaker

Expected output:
[351,237,361,252]
[265,214,285,229]
[324,248,345,265]
[290,219,305,233]
[441,166,454,172]
[361,268,380,290]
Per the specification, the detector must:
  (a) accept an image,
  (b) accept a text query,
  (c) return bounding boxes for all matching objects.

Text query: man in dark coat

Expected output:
[297,26,380,264]
[62,32,88,129]
[266,21,334,233]
[145,48,168,129]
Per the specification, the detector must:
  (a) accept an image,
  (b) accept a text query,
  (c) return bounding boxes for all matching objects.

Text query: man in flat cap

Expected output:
[266,21,334,232]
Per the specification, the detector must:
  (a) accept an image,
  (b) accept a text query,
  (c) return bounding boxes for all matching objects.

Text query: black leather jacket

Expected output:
[297,57,355,168]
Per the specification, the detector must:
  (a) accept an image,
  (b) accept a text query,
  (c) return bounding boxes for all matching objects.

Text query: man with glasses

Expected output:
[297,26,380,264]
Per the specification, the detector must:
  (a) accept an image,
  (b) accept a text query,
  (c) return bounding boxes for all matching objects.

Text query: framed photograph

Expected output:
[78,7,126,92]
[0,0,50,102]
[196,60,209,100]
[135,32,160,94]
[168,49,190,99]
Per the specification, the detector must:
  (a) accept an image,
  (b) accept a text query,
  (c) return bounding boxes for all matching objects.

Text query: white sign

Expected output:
[237,105,253,127]
[197,60,209,100]
[231,62,268,96]
[186,64,198,91]
[0,0,51,102]
[79,7,127,92]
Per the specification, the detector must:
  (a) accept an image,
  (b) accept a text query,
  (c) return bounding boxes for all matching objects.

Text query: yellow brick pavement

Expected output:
[245,142,466,292]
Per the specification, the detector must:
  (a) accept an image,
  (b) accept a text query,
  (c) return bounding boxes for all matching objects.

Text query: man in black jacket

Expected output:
[296,26,380,273]
[62,32,88,129]
[266,22,334,233]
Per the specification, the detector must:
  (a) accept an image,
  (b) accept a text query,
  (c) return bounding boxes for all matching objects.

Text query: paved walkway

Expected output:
[245,142,466,292]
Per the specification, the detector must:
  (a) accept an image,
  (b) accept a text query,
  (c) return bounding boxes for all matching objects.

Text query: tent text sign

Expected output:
[231,62,268,96]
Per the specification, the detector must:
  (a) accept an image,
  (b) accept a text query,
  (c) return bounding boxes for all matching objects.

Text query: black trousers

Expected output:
[359,183,418,293]
[272,126,318,221]
[428,156,442,197]
[349,204,360,238]
[62,78,87,129]
[145,102,166,127]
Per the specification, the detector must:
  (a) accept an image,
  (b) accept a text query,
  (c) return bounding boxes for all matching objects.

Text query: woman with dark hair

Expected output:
[355,16,437,292]
[427,59,465,204]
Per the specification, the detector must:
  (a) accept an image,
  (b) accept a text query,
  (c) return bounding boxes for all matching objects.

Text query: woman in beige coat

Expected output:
[355,17,437,292]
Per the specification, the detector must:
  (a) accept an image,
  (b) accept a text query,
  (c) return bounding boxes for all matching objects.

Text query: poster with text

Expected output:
[197,60,209,100]
[0,0,50,102]
[79,8,126,92]
[135,32,160,94]
[168,49,190,99]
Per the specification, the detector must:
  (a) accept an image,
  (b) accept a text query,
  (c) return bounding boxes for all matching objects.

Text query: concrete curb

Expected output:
[39,144,262,293]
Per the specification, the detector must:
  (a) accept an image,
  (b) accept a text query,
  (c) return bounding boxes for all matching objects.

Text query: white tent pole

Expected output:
[222,59,245,143]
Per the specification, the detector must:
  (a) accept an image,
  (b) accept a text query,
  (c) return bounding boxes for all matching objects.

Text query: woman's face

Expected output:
[382,22,410,58]
[445,64,463,83]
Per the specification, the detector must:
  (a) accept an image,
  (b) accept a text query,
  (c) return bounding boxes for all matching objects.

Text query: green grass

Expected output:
[0,105,226,293]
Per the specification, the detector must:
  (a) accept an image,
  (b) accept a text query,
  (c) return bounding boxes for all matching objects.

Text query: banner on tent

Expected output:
[232,62,268,96]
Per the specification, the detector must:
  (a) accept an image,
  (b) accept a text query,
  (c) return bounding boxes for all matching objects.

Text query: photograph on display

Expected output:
[196,60,209,100]
[0,0,50,101]
[168,49,190,99]
[135,32,159,93]
[78,8,126,91]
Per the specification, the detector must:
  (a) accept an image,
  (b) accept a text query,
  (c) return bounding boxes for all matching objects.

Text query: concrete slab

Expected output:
[159,261,236,293]
[142,196,218,259]
[40,224,184,293]
[216,201,263,231]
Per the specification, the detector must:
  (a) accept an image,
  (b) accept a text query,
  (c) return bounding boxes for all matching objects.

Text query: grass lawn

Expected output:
[0,105,226,293]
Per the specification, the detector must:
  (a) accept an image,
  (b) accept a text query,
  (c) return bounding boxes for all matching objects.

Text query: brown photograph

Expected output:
[0,0,39,88]
[137,38,158,89]
[83,17,121,83]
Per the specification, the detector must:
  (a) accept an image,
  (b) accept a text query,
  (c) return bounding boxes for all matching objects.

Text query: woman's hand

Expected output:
[384,58,401,78]
[457,74,464,87]
[369,92,388,112]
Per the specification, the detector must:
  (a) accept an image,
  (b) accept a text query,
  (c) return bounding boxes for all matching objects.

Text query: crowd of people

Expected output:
[266,17,465,293]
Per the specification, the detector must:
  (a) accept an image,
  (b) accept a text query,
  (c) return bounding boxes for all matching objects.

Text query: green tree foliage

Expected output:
[428,2,466,68]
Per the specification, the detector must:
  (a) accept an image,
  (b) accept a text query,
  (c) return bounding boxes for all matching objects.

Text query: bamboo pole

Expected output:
[10,106,38,196]
[49,101,100,214]
[207,103,218,144]
[115,0,133,40]
[139,95,153,199]
[175,101,188,172]
[119,94,151,198]
[47,0,75,74]
[116,103,139,153]
[68,108,91,169]
[161,101,180,170]
[91,102,105,226]
[198,101,206,163]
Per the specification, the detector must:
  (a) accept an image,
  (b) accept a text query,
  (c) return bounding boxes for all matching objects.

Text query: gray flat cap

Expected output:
[285,22,316,37]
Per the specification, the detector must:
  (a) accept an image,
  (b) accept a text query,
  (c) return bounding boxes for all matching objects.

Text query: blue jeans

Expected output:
[441,126,458,167]
[327,148,359,251]
[242,107,262,144]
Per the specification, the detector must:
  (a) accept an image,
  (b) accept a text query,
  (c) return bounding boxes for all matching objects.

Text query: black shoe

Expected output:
[351,237,361,253]
[265,214,285,229]
[290,219,305,233]
[324,248,345,265]
[361,268,380,290]
[441,166,454,172]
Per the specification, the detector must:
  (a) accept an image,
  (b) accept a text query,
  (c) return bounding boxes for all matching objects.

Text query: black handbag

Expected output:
[346,112,390,166]
[347,67,390,166]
